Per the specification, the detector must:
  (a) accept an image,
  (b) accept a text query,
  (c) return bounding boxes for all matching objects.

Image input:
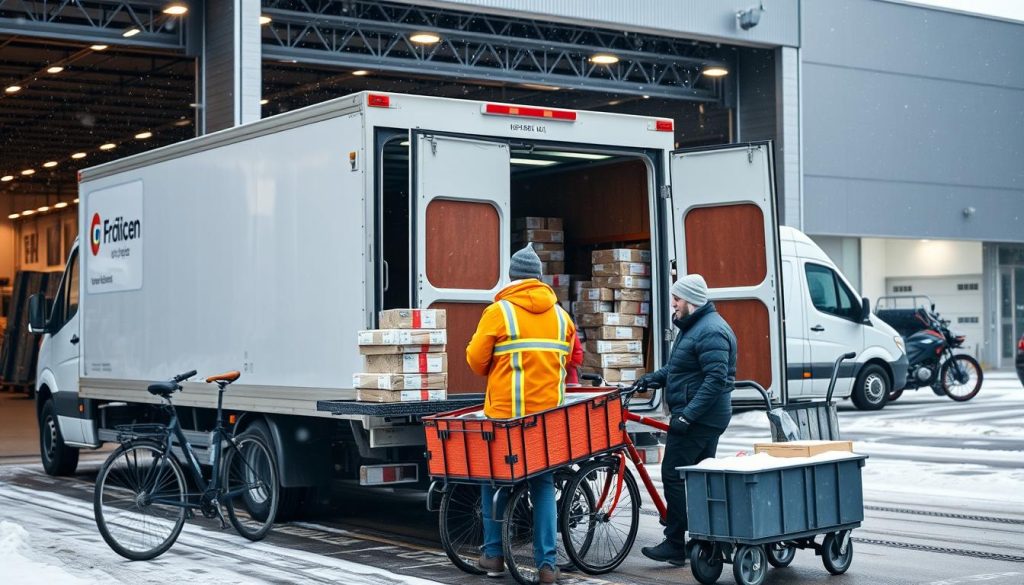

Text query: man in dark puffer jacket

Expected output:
[640,274,737,565]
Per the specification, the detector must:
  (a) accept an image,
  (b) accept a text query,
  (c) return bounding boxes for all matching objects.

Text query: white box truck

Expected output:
[27,92,786,503]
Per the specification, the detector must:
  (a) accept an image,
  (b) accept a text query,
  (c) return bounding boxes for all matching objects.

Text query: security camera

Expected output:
[737,3,765,30]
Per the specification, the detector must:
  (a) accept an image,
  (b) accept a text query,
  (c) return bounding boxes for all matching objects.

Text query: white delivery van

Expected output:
[779,226,908,410]
[28,92,787,499]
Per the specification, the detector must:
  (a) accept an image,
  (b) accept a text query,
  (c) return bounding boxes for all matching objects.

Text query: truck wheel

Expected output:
[851,365,889,411]
[39,400,79,476]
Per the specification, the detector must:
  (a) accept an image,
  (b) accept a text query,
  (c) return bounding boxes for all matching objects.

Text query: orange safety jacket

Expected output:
[466,279,577,419]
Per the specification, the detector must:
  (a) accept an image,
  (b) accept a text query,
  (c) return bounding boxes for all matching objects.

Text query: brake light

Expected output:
[367,94,391,108]
[360,464,419,486]
[654,119,673,132]
[1018,336,1024,351]
[482,103,577,121]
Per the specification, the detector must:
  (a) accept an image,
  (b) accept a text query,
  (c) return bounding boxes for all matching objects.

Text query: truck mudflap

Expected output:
[316,396,484,417]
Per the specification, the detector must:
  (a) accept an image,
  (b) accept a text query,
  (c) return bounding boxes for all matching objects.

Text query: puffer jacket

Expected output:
[466,279,578,418]
[647,302,737,430]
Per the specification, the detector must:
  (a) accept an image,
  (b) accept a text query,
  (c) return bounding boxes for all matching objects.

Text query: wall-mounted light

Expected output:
[71,152,87,159]
[703,66,729,77]
[259,15,272,25]
[47,66,64,74]
[410,32,441,44]
[162,3,188,15]
[589,53,619,65]
[123,27,141,38]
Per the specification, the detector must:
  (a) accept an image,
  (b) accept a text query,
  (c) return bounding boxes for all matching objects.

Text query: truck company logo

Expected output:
[89,212,141,257]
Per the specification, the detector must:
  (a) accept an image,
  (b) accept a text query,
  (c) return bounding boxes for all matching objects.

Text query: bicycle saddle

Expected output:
[206,371,240,384]
[147,381,178,396]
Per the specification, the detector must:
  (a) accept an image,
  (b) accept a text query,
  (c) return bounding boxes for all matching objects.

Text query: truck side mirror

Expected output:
[27,293,50,334]
[860,297,871,324]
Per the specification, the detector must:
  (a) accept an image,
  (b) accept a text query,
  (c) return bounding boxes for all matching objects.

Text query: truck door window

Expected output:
[65,250,79,323]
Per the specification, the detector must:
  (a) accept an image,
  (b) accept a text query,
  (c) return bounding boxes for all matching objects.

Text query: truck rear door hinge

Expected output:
[659,185,671,199]
[747,145,756,163]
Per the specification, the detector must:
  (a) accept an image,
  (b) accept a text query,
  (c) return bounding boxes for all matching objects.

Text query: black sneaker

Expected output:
[641,540,687,566]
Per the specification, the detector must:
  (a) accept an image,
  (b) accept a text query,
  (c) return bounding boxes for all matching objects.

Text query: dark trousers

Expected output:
[662,422,722,546]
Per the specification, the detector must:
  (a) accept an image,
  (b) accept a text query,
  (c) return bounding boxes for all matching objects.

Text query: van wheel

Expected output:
[851,365,889,411]
[39,400,79,476]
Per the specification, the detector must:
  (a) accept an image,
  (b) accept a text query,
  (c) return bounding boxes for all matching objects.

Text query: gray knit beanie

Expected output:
[509,242,543,280]
[671,274,708,306]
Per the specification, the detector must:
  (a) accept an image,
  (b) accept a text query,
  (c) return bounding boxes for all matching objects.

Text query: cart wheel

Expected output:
[732,545,768,585]
[821,531,853,575]
[689,541,724,585]
[765,543,795,568]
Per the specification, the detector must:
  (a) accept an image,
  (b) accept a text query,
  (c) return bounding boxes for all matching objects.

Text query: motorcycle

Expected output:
[886,306,983,402]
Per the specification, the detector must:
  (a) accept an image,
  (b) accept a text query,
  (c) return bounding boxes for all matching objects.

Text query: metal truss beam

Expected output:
[261,0,731,102]
[0,0,185,50]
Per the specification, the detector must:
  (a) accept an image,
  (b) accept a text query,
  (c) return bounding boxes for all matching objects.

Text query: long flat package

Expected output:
[592,262,652,277]
[585,340,643,354]
[378,309,446,329]
[592,276,651,290]
[359,344,446,355]
[356,389,448,403]
[358,329,447,346]
[578,313,648,328]
[583,352,644,368]
[364,352,448,374]
[352,373,448,390]
[615,301,651,315]
[592,249,652,264]
[582,367,647,383]
[615,289,651,302]
[586,326,644,340]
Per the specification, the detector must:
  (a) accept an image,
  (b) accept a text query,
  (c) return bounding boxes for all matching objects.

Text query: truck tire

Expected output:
[39,400,79,476]
[851,364,889,411]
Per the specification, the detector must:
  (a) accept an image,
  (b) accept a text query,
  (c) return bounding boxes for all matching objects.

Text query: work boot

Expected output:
[538,565,560,584]
[641,539,687,566]
[477,554,505,577]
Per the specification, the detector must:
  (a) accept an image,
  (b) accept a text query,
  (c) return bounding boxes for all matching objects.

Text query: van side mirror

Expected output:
[860,297,871,324]
[27,293,50,334]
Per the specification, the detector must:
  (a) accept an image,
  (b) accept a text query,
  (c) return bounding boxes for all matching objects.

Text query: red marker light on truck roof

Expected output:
[655,120,673,132]
[483,103,577,122]
[367,94,390,108]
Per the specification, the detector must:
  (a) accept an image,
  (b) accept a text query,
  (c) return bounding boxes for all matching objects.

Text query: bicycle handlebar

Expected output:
[172,370,197,384]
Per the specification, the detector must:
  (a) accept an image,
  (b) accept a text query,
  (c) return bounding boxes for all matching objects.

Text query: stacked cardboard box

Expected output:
[354,309,448,402]
[513,217,568,298]
[577,248,652,384]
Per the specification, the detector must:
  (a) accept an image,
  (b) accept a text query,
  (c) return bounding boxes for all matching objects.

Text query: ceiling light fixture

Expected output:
[21,169,35,175]
[520,83,560,91]
[533,151,611,160]
[589,53,619,65]
[22,209,35,216]
[100,143,116,150]
[5,85,22,94]
[90,44,108,51]
[123,27,141,38]
[174,118,191,126]
[43,161,58,168]
[259,98,269,105]
[37,206,50,212]
[162,4,188,15]
[54,202,69,209]
[352,70,369,76]
[259,15,272,25]
[73,198,80,203]
[410,32,441,44]
[510,158,558,167]
[135,131,153,139]
[7,213,18,219]
[71,152,87,159]
[1,175,13,182]
[47,66,64,74]
[702,65,729,77]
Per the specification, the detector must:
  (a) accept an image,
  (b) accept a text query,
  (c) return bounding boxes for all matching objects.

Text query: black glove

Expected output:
[669,414,691,436]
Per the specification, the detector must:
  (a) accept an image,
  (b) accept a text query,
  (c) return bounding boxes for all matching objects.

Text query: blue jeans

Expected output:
[481,472,557,569]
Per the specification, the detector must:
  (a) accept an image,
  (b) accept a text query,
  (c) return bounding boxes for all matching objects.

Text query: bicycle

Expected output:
[93,369,281,560]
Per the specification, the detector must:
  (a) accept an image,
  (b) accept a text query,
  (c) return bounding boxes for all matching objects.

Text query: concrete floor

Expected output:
[0,389,38,458]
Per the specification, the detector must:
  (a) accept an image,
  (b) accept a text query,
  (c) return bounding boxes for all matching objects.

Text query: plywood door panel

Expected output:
[684,203,766,288]
[715,299,772,390]
[425,199,500,291]
[430,301,488,394]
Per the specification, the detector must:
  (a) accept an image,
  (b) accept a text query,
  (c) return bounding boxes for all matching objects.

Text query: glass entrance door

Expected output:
[1000,266,1024,365]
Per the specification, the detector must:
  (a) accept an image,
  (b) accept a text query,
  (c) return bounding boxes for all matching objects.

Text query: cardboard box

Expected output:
[552,285,570,302]
[573,280,592,294]
[542,261,565,274]
[378,308,446,329]
[358,329,447,346]
[532,242,563,252]
[578,313,648,328]
[546,217,564,230]
[592,262,652,277]
[594,367,647,383]
[615,301,651,315]
[542,274,571,287]
[592,276,651,290]
[357,389,447,403]
[536,249,565,262]
[359,344,445,355]
[573,301,614,314]
[585,340,643,354]
[615,289,651,302]
[514,229,564,243]
[592,249,652,264]
[364,352,448,374]
[513,217,546,230]
[353,373,448,390]
[584,352,644,368]
[577,288,614,302]
[753,440,854,458]
[588,326,644,340]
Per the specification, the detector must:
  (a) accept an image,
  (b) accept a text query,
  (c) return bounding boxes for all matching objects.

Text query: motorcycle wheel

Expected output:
[941,355,983,402]
[886,387,904,402]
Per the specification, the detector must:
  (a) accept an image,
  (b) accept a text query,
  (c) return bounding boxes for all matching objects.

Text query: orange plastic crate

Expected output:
[423,389,625,484]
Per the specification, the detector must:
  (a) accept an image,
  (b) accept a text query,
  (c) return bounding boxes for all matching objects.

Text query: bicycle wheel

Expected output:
[94,441,187,560]
[223,427,280,541]
[941,355,983,402]
[439,483,486,575]
[559,457,640,574]
[503,483,543,585]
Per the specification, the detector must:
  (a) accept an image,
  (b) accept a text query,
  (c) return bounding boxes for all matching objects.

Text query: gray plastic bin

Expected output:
[679,455,867,544]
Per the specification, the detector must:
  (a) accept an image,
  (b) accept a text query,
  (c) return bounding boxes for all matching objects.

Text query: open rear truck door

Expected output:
[668,142,786,403]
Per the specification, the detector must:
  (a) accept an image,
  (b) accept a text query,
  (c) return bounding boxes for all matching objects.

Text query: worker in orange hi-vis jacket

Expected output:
[465,242,577,584]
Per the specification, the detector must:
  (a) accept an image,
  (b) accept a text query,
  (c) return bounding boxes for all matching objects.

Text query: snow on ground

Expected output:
[0,520,95,585]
